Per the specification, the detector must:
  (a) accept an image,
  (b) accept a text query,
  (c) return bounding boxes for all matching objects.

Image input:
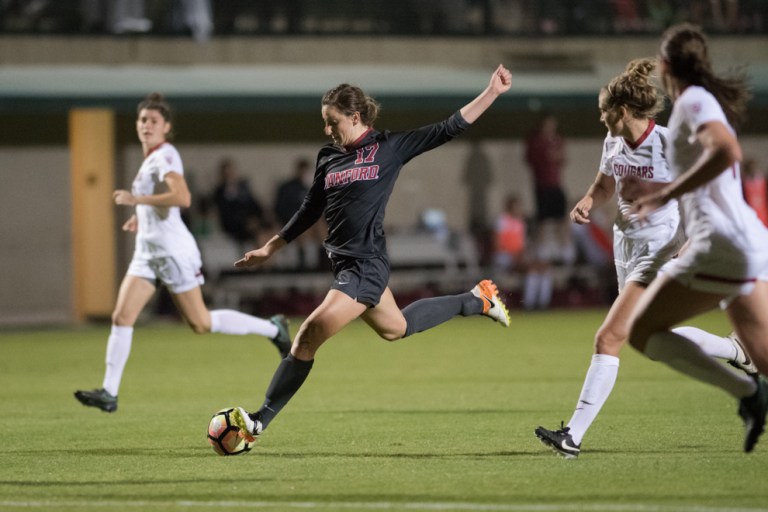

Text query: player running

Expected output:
[74,93,291,413]
[534,58,755,458]
[628,23,768,453]
[229,65,513,443]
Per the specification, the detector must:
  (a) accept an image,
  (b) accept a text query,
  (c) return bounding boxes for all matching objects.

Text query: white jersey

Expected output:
[131,143,199,259]
[664,86,768,293]
[599,121,679,237]
[600,122,682,287]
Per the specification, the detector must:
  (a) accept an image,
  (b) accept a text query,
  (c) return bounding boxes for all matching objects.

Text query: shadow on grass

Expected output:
[5,443,720,460]
[4,447,215,457]
[317,409,528,415]
[0,476,273,488]
[254,449,539,459]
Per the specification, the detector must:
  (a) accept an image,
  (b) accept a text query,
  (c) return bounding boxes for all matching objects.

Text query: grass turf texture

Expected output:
[1,309,767,512]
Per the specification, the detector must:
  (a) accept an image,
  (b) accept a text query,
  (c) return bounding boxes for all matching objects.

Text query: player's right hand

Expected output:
[234,249,270,268]
[570,198,592,224]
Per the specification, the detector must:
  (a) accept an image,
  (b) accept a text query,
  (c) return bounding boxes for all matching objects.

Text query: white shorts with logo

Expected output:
[613,216,683,291]
[126,252,204,294]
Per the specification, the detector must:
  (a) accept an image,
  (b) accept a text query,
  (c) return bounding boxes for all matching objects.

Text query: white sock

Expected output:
[672,326,738,361]
[102,325,133,397]
[210,309,278,338]
[523,273,540,310]
[538,272,553,308]
[644,331,756,399]
[567,354,620,445]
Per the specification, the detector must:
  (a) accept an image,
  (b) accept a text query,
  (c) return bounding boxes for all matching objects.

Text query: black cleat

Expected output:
[74,388,118,413]
[738,376,768,453]
[269,314,292,358]
[535,422,581,459]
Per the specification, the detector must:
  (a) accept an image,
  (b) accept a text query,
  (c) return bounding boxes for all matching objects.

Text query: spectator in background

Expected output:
[611,0,644,32]
[80,0,152,34]
[212,157,269,252]
[168,0,213,42]
[493,194,526,271]
[274,157,312,225]
[742,157,768,226]
[274,157,321,270]
[569,206,616,303]
[462,140,494,263]
[710,0,741,32]
[212,0,302,34]
[493,193,552,310]
[524,112,574,266]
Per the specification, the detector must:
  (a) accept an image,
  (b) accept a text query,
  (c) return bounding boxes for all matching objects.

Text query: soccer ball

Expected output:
[207,408,253,456]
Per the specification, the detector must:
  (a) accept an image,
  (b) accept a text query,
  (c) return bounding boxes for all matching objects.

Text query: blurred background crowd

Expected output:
[2,0,768,40]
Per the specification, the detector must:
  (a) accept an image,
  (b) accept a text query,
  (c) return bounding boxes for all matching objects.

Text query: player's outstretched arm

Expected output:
[234,234,287,268]
[460,64,512,124]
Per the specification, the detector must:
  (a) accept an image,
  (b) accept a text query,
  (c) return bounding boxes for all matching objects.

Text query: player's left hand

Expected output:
[122,215,138,232]
[113,189,137,206]
[490,64,512,95]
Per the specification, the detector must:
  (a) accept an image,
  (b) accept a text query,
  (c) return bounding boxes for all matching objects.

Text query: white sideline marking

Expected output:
[1,501,767,512]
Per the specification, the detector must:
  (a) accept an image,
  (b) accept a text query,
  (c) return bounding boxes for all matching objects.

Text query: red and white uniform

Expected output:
[599,122,683,289]
[126,143,203,293]
[663,86,768,297]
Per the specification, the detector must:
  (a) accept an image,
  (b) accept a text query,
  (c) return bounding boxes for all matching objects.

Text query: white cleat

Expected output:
[231,407,263,444]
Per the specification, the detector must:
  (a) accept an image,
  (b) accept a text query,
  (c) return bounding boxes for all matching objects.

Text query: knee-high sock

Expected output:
[102,325,133,397]
[567,354,620,445]
[210,309,278,338]
[401,292,482,338]
[672,326,738,361]
[256,354,314,429]
[644,331,755,399]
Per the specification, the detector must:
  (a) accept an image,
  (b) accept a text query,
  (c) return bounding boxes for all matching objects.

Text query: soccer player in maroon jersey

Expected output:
[229,65,513,443]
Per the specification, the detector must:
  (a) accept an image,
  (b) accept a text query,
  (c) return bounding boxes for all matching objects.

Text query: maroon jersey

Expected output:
[280,111,469,259]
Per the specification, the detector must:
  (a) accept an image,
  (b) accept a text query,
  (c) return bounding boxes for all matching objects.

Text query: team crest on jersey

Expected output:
[691,102,702,114]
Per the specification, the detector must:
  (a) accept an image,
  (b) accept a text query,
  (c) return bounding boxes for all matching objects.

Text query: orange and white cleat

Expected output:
[471,279,510,327]
[231,407,263,444]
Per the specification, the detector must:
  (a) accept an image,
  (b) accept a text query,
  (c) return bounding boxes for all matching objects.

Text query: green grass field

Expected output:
[1,309,766,512]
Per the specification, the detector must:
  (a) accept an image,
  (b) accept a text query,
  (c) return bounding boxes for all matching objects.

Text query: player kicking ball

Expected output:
[229,66,513,443]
